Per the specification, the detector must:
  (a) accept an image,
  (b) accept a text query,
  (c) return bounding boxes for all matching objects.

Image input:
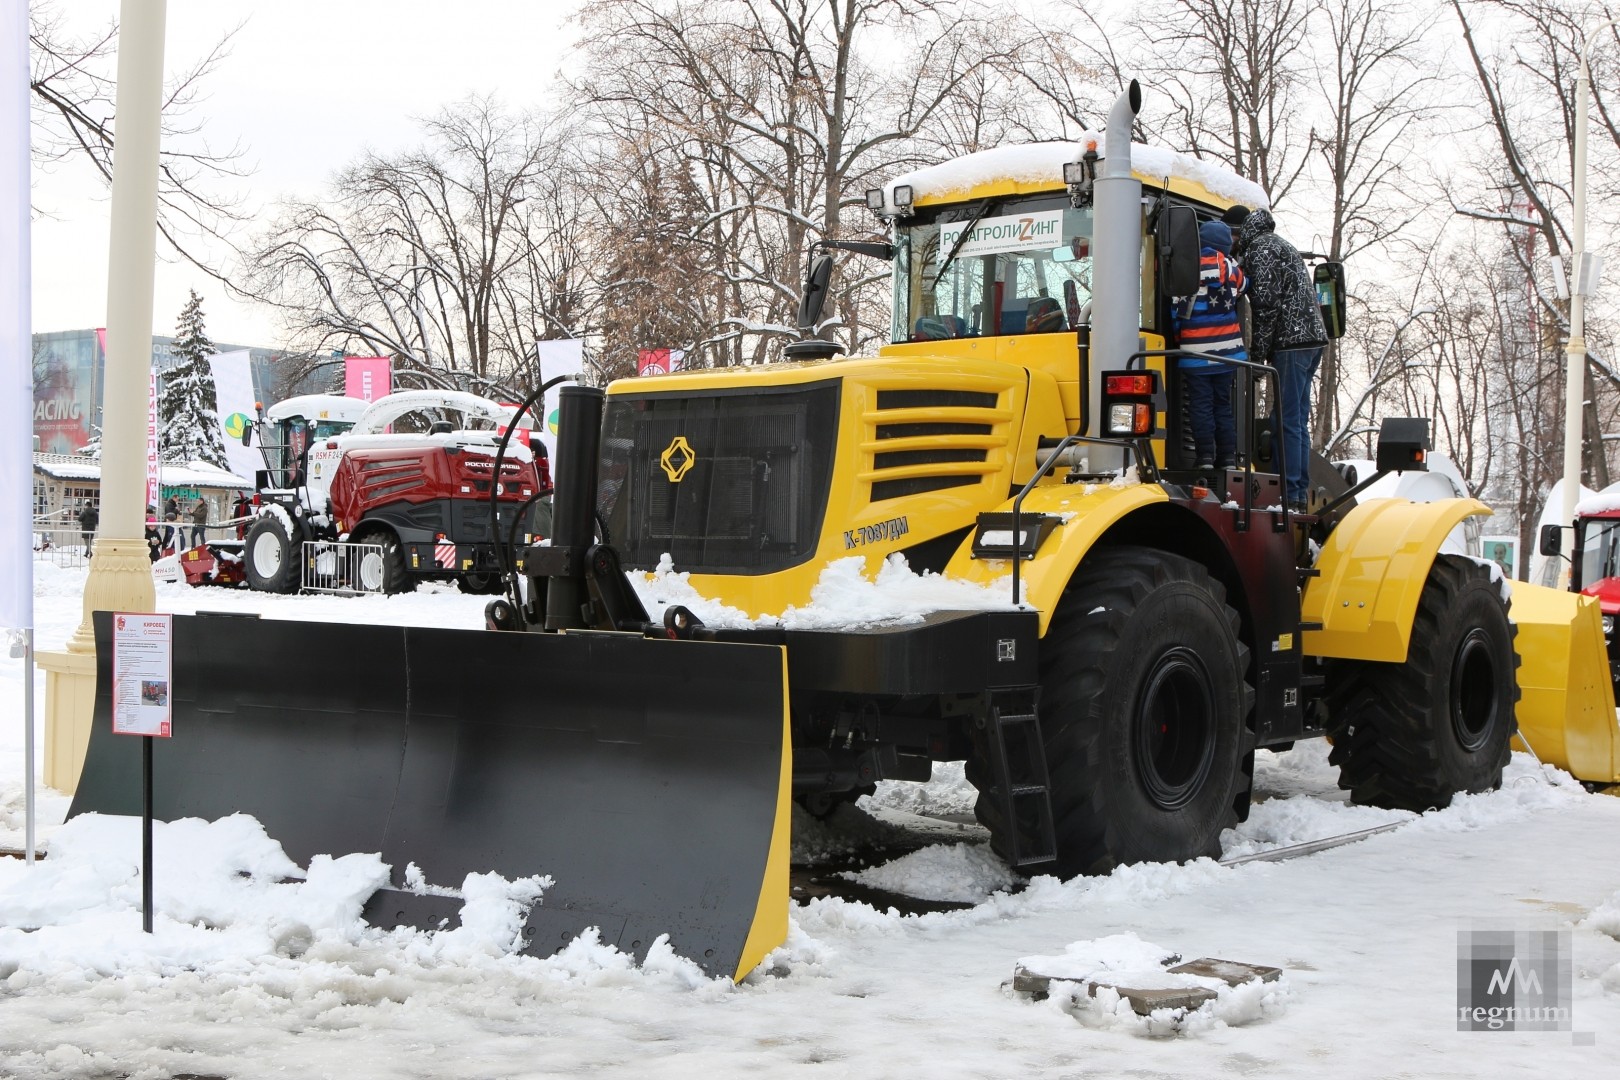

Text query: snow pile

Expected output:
[867,761,978,817]
[631,552,1019,629]
[1220,796,1411,860]
[1019,932,1287,1037]
[840,842,1019,904]
[777,555,1019,629]
[0,814,389,977]
[1581,890,1620,994]
[628,553,756,629]
[1584,889,1620,942]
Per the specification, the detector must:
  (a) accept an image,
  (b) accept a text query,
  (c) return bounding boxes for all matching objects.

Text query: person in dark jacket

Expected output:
[190,499,209,548]
[1238,208,1328,511]
[144,505,162,562]
[77,501,99,556]
[1171,220,1247,471]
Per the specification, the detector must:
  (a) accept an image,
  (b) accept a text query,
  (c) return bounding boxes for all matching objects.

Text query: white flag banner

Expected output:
[208,350,260,481]
[1,2,34,630]
[533,339,585,463]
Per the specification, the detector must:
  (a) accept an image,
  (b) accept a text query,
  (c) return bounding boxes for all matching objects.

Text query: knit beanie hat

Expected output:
[1199,219,1233,253]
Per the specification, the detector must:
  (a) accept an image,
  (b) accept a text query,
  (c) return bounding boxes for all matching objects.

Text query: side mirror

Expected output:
[1374,417,1431,473]
[1539,523,1563,557]
[798,253,834,332]
[1315,262,1348,339]
[239,419,253,447]
[1156,205,1201,299]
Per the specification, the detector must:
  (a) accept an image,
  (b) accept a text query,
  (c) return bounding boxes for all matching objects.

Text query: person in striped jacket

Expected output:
[1171,219,1248,472]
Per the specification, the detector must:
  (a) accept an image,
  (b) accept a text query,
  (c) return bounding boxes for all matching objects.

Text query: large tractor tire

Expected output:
[972,549,1254,877]
[458,572,504,595]
[244,515,300,594]
[352,528,415,595]
[1324,554,1518,811]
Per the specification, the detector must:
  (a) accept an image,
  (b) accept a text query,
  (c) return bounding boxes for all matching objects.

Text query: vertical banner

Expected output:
[344,356,392,403]
[208,350,260,481]
[0,0,33,630]
[533,339,585,463]
[146,372,160,513]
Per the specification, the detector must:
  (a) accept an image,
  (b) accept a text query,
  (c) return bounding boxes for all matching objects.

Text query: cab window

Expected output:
[892,196,1093,343]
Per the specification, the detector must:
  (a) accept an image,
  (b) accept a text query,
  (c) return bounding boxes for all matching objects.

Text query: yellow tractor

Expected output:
[70,83,1619,982]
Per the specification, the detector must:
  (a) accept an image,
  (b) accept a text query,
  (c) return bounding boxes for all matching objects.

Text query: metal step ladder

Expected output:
[984,698,1057,867]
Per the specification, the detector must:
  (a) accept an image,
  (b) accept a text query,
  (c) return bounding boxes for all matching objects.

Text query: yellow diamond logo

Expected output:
[660,435,696,482]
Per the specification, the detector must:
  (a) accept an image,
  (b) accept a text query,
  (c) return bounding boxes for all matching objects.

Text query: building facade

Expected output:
[31,329,280,456]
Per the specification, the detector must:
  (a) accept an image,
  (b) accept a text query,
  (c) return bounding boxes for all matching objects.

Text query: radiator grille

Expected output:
[867,388,1000,502]
[599,383,839,574]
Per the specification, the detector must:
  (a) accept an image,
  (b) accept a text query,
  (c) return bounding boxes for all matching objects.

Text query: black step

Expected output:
[985,703,1056,867]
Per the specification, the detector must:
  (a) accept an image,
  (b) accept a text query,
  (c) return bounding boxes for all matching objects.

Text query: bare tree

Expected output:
[246,99,585,397]
[28,1,250,275]
[571,0,1018,366]
[1306,0,1441,444]
[1447,0,1620,512]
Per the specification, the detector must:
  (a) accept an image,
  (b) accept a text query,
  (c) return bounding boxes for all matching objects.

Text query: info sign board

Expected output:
[111,612,173,738]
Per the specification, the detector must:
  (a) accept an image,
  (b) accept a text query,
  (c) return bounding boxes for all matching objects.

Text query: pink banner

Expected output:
[344,356,392,403]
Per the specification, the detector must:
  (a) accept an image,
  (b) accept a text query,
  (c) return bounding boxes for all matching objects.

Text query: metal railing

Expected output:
[301,540,386,596]
[33,526,92,568]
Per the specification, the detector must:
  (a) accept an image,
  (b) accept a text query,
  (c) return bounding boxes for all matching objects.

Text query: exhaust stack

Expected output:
[1088,81,1144,454]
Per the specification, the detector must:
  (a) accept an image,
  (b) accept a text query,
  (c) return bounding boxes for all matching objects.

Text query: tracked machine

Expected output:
[71,84,1620,981]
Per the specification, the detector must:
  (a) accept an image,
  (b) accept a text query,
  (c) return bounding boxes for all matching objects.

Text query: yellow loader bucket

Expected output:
[1510,582,1620,785]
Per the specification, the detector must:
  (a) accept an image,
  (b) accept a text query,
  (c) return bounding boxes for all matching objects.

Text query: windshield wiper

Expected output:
[935,199,994,284]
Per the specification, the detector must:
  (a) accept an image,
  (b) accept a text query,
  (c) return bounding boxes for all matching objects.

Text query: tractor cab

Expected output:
[243,394,369,490]
[1573,510,1620,624]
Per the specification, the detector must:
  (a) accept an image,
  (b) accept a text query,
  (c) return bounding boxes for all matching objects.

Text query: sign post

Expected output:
[111,612,173,933]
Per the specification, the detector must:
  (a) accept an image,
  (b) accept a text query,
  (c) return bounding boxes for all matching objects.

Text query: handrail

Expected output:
[1124,349,1291,528]
[1009,432,1148,608]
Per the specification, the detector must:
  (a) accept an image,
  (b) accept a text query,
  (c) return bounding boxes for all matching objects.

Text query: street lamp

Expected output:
[1562,20,1618,533]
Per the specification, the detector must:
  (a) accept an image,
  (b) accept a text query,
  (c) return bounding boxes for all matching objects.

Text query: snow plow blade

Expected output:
[1509,583,1620,785]
[69,611,791,981]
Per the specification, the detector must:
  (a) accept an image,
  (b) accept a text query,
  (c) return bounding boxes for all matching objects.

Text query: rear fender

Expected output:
[1508,583,1619,784]
[1302,497,1490,663]
[942,482,1170,634]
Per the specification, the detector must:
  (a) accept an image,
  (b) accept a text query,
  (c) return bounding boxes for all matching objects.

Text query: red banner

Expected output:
[636,348,685,376]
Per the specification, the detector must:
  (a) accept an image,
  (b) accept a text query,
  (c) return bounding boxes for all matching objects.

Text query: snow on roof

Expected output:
[349,389,531,436]
[335,431,534,461]
[33,453,253,489]
[1576,486,1620,517]
[263,394,370,424]
[881,140,1269,212]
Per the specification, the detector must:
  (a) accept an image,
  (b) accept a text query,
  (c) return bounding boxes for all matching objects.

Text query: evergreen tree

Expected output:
[159,289,228,468]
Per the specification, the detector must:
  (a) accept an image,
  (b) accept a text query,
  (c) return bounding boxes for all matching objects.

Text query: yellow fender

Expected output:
[943,482,1169,635]
[1508,582,1620,785]
[1302,497,1490,663]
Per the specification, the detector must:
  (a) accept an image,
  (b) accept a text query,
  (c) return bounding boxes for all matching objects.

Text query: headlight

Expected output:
[1603,614,1614,638]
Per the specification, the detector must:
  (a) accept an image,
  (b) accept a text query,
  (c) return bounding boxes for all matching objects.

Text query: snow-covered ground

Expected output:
[1,564,1617,1079]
